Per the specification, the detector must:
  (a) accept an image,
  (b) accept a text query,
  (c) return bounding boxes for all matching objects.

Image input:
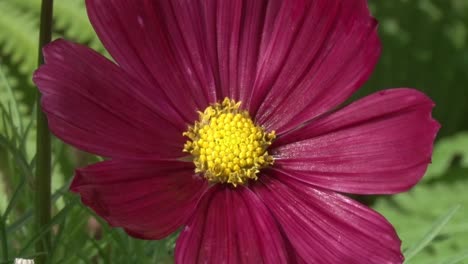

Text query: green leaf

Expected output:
[0,64,22,134]
[18,201,75,256]
[374,167,468,264]
[439,251,468,264]
[404,206,460,262]
[424,132,468,182]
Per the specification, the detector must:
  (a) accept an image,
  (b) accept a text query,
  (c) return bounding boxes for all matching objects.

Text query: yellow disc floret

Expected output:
[183,98,275,186]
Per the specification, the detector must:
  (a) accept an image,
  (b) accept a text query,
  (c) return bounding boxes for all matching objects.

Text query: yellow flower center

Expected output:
[183,98,275,186]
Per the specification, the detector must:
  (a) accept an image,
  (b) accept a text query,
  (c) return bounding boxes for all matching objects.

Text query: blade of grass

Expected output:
[19,106,36,157]
[0,134,32,233]
[0,104,30,161]
[19,201,74,256]
[6,182,70,235]
[1,136,29,220]
[2,176,26,221]
[440,251,468,264]
[404,205,460,263]
[89,235,110,264]
[90,210,130,256]
[0,106,11,141]
[0,134,32,180]
[48,212,67,263]
[0,64,23,134]
[6,212,30,234]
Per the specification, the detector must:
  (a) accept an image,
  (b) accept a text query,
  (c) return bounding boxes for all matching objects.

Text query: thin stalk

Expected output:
[0,217,8,262]
[35,0,53,263]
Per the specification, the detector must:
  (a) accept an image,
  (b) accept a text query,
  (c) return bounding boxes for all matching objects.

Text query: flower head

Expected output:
[34,0,439,263]
[183,98,276,186]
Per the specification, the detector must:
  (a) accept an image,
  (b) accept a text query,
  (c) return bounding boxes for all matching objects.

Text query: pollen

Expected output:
[183,98,276,186]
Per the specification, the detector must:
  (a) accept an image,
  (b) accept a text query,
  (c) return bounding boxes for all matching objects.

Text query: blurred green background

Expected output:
[0,0,467,263]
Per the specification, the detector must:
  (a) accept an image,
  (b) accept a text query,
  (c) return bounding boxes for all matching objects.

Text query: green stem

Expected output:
[0,216,8,262]
[35,0,53,263]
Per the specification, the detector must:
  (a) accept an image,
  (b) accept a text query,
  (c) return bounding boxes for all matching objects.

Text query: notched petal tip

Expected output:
[41,38,68,63]
[273,88,440,195]
[33,38,72,90]
[32,67,44,86]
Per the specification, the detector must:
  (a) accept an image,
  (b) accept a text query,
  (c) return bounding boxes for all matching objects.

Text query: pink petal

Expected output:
[175,185,288,264]
[86,0,218,119]
[70,159,208,240]
[252,173,404,264]
[33,39,185,159]
[250,0,380,134]
[272,89,439,194]
[86,0,300,113]
[86,0,379,130]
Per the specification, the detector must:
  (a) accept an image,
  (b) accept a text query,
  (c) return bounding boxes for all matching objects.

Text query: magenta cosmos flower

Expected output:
[34,0,439,263]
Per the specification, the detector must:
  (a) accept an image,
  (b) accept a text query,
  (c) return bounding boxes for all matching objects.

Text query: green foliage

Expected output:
[0,1,38,75]
[403,206,460,263]
[365,0,468,137]
[12,0,106,52]
[0,0,105,114]
[376,166,468,264]
[424,132,468,182]
[0,1,38,113]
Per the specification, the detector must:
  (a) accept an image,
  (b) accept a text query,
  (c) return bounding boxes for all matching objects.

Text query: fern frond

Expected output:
[11,0,105,52]
[0,1,38,75]
[53,0,104,51]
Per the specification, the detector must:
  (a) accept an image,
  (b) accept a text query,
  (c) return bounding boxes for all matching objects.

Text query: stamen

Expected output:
[183,98,275,186]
